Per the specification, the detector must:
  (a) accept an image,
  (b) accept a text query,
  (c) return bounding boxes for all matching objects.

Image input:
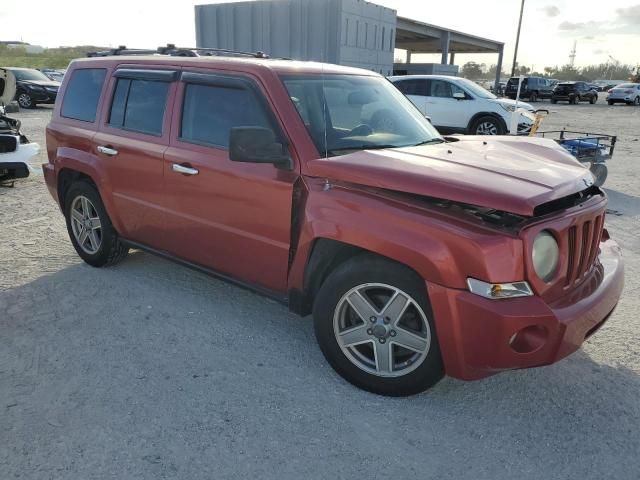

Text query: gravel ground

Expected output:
[1,98,639,479]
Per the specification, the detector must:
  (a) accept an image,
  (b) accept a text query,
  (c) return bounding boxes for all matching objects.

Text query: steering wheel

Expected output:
[370,109,398,133]
[349,124,374,137]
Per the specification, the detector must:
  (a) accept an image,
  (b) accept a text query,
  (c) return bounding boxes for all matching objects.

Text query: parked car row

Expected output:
[502,75,639,106]
[0,67,62,109]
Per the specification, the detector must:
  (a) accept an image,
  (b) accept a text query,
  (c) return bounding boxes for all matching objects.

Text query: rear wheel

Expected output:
[313,255,444,396]
[608,100,614,106]
[589,95,596,104]
[64,181,129,267]
[471,116,504,135]
[572,95,580,104]
[551,98,557,104]
[530,91,538,102]
[17,93,34,109]
[635,96,640,106]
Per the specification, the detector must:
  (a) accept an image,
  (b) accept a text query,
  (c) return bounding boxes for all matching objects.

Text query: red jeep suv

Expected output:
[44,49,624,396]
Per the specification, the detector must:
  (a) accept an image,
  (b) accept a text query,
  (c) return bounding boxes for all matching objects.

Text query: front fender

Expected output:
[288,179,525,293]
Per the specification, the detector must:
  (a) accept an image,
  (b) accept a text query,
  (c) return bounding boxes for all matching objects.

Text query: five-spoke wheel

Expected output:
[70,195,102,255]
[314,254,443,396]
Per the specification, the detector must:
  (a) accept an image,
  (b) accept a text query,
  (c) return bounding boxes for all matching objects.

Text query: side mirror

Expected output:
[453,92,466,100]
[424,115,433,124]
[229,127,292,170]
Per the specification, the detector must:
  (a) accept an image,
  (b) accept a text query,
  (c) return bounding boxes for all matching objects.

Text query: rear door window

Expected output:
[108,77,170,135]
[180,82,272,149]
[395,79,428,96]
[61,68,107,122]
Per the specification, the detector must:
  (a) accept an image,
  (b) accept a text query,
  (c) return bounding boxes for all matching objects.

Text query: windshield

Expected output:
[455,78,496,99]
[10,69,51,82]
[281,75,442,157]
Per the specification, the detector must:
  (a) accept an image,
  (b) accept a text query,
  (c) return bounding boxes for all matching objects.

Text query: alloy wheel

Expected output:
[476,121,498,135]
[70,195,102,255]
[333,283,432,378]
[18,93,32,108]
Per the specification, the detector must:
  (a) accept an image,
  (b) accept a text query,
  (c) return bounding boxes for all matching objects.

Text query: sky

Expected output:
[1,0,639,69]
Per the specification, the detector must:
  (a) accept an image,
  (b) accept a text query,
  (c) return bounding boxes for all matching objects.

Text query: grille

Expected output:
[565,214,604,286]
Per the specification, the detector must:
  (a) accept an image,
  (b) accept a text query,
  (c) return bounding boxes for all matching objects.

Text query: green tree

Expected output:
[460,61,486,80]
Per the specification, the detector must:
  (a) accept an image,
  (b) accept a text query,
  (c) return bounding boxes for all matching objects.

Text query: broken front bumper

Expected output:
[427,238,624,381]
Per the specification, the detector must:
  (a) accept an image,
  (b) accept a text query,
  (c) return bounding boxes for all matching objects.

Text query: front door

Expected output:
[162,71,298,294]
[426,80,472,131]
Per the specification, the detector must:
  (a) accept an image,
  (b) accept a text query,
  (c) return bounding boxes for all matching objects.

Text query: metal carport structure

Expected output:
[395,16,505,90]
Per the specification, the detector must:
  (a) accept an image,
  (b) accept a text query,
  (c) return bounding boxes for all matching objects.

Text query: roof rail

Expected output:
[87,44,270,59]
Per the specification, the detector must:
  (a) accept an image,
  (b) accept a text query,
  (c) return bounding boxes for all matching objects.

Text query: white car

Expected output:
[389,75,535,136]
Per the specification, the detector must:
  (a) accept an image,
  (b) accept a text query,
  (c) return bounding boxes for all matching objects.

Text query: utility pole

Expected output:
[511,0,525,77]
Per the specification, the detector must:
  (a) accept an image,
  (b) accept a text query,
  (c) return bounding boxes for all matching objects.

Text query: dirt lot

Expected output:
[1,99,639,479]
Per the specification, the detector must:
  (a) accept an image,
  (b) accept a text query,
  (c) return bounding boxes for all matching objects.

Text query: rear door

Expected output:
[93,67,178,249]
[161,70,299,294]
[393,78,429,115]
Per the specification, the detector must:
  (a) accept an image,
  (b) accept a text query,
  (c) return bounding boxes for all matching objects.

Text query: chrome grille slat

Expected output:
[564,214,604,288]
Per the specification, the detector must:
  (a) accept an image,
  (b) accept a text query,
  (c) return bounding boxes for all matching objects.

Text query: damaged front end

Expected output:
[0,109,39,187]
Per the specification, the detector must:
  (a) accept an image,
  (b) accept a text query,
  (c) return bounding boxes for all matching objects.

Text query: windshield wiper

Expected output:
[411,138,446,146]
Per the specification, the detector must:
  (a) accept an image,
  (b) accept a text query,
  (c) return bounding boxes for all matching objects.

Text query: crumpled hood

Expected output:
[306,136,595,217]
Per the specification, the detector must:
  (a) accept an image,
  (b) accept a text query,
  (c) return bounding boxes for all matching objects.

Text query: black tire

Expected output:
[470,115,505,135]
[635,96,640,106]
[608,101,614,106]
[551,98,557,104]
[589,95,596,104]
[530,91,538,102]
[572,95,579,105]
[64,181,129,267]
[313,254,444,396]
[17,92,35,109]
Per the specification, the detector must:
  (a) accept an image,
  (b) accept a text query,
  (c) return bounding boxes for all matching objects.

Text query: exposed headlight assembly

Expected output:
[499,103,516,113]
[532,230,559,282]
[467,278,533,299]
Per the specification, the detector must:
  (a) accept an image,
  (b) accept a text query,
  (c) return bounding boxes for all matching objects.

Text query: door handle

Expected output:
[172,163,199,176]
[97,145,119,156]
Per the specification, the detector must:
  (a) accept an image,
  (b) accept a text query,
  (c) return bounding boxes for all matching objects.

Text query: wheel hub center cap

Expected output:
[372,324,388,338]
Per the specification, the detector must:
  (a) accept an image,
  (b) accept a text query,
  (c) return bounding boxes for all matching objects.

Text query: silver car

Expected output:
[607,83,640,105]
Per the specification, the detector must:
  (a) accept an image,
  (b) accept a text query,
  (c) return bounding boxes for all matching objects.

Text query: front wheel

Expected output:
[608,100,614,106]
[589,96,596,104]
[529,91,538,102]
[64,181,129,267]
[572,95,579,105]
[551,98,558,104]
[471,116,504,135]
[313,255,444,396]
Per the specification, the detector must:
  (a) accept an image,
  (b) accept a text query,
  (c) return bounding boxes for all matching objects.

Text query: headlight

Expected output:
[467,278,533,299]
[499,103,516,113]
[532,230,559,282]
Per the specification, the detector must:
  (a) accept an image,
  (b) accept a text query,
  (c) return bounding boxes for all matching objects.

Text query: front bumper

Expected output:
[428,238,624,380]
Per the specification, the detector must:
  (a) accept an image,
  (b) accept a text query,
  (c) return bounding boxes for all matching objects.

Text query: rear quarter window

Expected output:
[61,68,107,122]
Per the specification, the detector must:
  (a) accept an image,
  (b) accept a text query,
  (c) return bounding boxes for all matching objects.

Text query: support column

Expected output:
[495,45,504,93]
[406,50,412,63]
[449,52,455,65]
[440,31,450,64]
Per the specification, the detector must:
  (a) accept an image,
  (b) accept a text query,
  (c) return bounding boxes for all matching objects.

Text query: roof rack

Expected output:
[87,44,270,59]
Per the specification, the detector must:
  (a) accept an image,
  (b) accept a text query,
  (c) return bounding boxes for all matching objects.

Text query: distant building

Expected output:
[0,41,45,54]
[195,0,505,89]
